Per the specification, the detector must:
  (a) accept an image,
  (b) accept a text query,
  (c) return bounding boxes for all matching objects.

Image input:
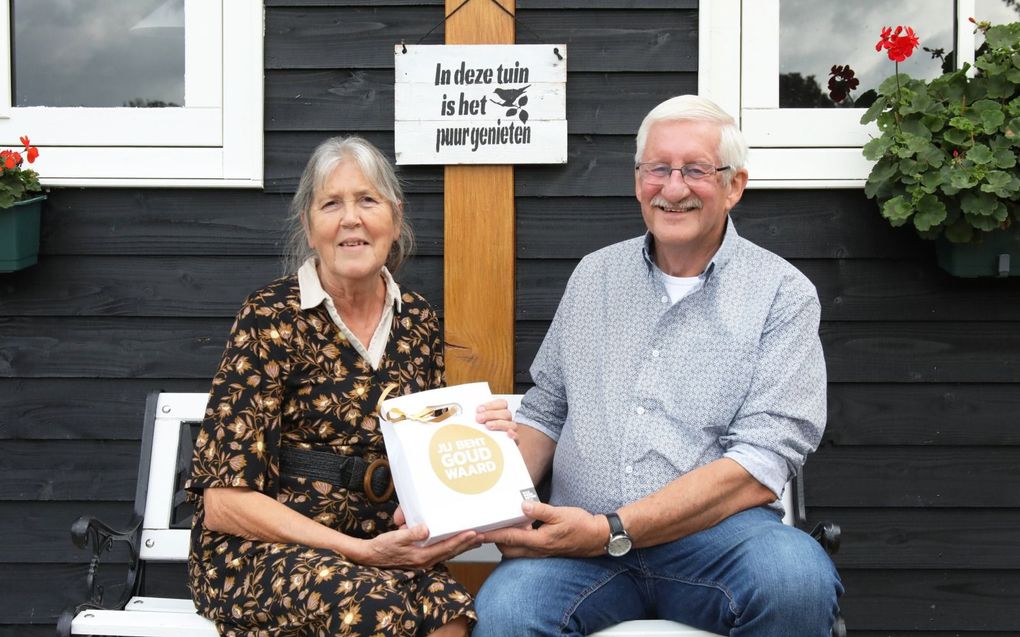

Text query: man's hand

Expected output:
[482,501,609,558]
[476,398,518,442]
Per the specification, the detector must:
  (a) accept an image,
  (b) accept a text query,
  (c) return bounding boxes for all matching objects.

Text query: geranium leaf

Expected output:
[961,191,998,216]
[882,195,913,225]
[992,148,1017,169]
[966,144,994,165]
[913,194,947,231]
[862,136,894,160]
[900,117,931,140]
[860,97,888,124]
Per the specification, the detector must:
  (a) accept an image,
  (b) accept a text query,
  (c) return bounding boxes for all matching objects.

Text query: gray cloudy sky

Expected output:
[780,0,1019,101]
[13,0,184,107]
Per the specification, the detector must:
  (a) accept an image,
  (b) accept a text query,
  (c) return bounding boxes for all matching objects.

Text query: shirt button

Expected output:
[624,465,633,474]
[652,349,660,358]
[636,406,645,415]
[660,295,669,303]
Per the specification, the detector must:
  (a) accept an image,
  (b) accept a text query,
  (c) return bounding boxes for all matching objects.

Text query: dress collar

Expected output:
[297,257,402,313]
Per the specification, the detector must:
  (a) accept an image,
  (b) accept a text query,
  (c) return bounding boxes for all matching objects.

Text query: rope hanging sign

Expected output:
[394,44,567,165]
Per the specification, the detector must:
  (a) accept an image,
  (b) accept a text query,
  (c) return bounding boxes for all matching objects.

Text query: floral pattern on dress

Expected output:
[185,275,474,636]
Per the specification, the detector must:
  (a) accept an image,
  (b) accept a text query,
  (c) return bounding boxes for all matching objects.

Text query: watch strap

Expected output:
[605,512,625,536]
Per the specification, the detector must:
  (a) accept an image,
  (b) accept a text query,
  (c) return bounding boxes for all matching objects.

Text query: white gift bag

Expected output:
[379,382,538,546]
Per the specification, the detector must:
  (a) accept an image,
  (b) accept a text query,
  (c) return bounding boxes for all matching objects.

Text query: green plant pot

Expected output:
[934,227,1020,278]
[0,195,46,273]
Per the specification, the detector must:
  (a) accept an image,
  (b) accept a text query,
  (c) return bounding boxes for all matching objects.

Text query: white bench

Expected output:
[58,392,842,637]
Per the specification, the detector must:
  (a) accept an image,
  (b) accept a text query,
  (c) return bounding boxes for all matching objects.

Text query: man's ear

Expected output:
[725,169,749,211]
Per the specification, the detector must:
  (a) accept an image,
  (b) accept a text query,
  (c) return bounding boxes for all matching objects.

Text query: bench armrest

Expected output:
[56,514,144,637]
[809,520,841,556]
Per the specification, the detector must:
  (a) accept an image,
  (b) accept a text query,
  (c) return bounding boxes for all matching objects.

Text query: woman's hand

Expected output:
[358,525,481,569]
[476,398,518,442]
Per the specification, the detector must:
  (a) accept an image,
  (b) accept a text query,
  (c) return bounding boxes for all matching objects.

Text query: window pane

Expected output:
[779,0,954,108]
[12,0,185,108]
[976,0,1020,24]
[976,0,1020,55]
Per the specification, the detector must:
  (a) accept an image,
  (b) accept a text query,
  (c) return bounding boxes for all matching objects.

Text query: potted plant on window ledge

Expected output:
[860,20,1020,278]
[0,136,44,273]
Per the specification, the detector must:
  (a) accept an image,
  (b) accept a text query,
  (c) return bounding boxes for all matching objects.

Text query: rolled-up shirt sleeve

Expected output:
[721,276,827,498]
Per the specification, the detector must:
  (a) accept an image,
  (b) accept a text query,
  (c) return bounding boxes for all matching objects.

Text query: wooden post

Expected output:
[443,0,515,393]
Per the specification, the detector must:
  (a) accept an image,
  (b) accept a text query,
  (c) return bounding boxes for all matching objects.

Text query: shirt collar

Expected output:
[297,257,402,312]
[641,216,739,282]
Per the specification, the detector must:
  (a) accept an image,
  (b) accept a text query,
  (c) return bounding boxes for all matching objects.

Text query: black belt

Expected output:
[280,447,395,504]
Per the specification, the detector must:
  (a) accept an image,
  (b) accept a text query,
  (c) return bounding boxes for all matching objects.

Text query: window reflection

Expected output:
[976,0,1020,55]
[12,0,185,108]
[779,0,953,108]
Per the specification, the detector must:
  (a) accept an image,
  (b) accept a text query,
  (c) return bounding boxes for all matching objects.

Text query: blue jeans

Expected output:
[473,507,843,636]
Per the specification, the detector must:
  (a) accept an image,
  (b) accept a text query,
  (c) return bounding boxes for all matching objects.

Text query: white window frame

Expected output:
[700,0,980,188]
[0,0,263,187]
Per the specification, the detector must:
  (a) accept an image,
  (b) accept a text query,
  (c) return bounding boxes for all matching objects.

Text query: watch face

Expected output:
[607,534,632,557]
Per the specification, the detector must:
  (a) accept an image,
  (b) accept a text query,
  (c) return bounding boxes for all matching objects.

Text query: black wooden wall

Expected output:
[1,1,1018,635]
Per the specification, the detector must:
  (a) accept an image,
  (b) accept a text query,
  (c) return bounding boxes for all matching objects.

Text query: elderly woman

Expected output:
[186,136,498,636]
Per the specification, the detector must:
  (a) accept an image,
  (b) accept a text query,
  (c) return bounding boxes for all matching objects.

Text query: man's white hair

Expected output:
[634,95,748,172]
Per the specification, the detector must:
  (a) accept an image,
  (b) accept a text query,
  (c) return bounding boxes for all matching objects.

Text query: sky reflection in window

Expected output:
[13,0,184,108]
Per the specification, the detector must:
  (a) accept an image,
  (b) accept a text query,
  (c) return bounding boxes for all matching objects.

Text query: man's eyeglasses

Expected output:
[636,162,730,185]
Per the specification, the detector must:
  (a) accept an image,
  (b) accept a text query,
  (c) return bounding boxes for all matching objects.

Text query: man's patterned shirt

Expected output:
[515,218,827,515]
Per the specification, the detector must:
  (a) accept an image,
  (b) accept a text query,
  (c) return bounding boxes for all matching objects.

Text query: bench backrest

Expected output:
[137,392,208,562]
[134,391,798,564]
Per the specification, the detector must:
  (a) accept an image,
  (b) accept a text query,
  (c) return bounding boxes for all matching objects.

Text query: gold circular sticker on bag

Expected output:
[429,424,504,494]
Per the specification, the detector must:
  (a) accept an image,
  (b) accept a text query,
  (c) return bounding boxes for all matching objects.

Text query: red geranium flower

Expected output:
[876,25,920,62]
[19,135,39,163]
[0,133,43,208]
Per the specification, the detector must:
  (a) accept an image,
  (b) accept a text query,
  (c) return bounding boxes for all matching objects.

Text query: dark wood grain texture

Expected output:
[804,447,1020,507]
[0,255,443,317]
[3,2,1020,634]
[265,7,695,72]
[0,379,207,440]
[517,190,932,259]
[5,380,1017,445]
[266,70,695,134]
[515,321,1020,384]
[38,189,443,257]
[835,569,1020,632]
[515,259,1020,321]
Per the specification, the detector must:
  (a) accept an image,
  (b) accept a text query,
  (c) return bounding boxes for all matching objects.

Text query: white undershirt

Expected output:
[658,268,703,304]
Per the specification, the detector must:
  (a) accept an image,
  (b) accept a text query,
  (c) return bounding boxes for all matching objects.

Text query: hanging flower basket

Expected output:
[935,224,1020,278]
[0,194,46,272]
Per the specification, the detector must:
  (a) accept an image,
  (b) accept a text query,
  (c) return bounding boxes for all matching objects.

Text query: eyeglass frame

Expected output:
[635,162,732,185]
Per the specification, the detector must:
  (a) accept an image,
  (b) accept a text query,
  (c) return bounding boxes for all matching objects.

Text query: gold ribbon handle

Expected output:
[376,384,462,424]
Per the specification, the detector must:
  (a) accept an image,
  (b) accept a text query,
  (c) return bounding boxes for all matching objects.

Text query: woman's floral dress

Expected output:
[186,275,475,636]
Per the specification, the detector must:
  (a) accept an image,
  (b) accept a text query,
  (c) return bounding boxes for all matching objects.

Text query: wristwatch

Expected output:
[604,512,633,557]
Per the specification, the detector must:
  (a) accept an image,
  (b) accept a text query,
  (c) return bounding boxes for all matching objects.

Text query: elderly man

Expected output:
[473,96,843,636]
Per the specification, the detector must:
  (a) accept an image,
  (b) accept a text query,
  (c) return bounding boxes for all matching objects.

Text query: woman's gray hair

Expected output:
[634,95,748,174]
[283,135,414,274]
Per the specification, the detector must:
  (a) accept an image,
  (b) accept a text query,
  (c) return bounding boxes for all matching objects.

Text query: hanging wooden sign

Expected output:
[394,44,567,165]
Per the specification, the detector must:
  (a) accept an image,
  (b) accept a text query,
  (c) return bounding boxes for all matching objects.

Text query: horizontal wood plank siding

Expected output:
[40,189,444,256]
[1,2,1017,634]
